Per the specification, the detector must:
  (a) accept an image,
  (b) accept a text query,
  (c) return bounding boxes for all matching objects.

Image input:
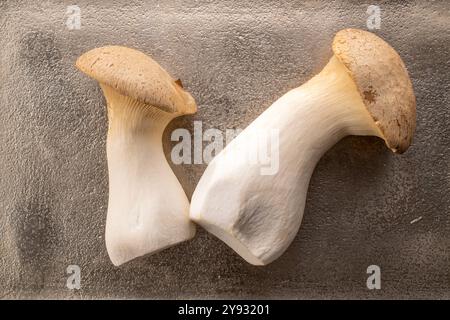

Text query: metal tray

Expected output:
[0,0,449,299]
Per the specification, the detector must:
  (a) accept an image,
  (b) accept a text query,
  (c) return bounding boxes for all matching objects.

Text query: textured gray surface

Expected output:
[0,0,449,299]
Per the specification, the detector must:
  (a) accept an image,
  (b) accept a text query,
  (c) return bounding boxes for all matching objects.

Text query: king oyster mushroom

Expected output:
[190,29,416,265]
[76,46,196,266]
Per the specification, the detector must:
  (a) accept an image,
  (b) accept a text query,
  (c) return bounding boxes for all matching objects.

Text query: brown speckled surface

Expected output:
[332,28,416,153]
[0,0,449,299]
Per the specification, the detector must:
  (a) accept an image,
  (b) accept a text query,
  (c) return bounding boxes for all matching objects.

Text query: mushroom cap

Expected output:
[332,29,416,153]
[76,46,197,115]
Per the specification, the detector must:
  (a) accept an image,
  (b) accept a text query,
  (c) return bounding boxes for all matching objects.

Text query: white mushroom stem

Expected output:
[190,56,383,265]
[102,84,195,266]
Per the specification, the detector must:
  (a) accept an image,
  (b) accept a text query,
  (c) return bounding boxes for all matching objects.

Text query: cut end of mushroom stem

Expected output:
[190,29,416,265]
[76,46,197,266]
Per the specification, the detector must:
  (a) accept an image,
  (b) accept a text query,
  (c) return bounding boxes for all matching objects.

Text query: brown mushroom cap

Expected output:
[76,46,197,115]
[332,29,416,153]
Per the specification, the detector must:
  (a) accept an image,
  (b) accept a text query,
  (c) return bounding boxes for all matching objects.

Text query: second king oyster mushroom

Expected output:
[190,29,416,266]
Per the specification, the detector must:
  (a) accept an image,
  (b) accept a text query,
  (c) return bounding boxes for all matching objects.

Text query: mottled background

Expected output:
[0,0,449,299]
